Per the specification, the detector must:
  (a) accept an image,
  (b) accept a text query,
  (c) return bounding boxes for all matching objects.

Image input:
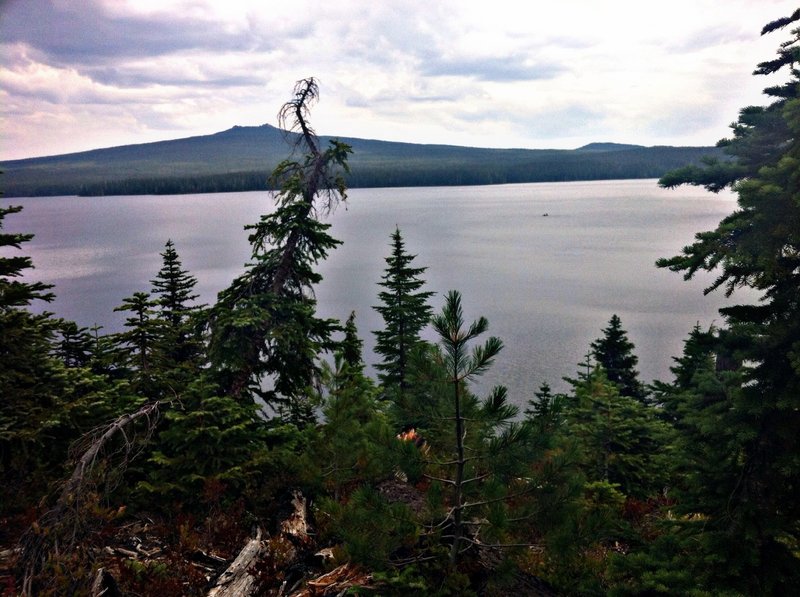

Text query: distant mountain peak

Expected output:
[577,142,644,152]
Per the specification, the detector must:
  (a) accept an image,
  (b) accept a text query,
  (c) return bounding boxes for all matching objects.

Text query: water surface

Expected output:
[7,180,750,403]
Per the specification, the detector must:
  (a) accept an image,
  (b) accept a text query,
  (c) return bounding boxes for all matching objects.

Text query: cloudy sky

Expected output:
[0,0,795,161]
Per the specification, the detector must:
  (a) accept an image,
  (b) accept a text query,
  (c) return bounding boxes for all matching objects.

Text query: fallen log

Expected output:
[206,528,265,597]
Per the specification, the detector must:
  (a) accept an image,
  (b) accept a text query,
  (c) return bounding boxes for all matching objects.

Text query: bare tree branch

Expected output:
[19,401,162,595]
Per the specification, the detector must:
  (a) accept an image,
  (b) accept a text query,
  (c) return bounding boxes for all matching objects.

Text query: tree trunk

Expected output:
[450,377,465,565]
[206,528,264,597]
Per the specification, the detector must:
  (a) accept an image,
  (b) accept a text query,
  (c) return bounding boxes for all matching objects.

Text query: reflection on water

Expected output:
[8,180,753,404]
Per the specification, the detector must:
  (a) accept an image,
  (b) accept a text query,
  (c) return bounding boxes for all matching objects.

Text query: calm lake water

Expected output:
[6,180,751,404]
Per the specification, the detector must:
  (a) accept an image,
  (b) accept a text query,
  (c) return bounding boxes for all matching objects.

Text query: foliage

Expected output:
[318,486,418,569]
[424,290,544,567]
[652,10,800,593]
[373,227,434,398]
[135,376,267,508]
[1,204,127,513]
[149,240,205,383]
[316,313,397,498]
[563,367,671,500]
[6,19,800,591]
[590,314,646,402]
[207,78,351,422]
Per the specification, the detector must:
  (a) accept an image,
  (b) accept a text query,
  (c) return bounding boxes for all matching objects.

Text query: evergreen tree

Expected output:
[316,312,395,500]
[548,365,671,593]
[0,205,54,307]
[649,323,717,420]
[590,314,646,401]
[340,311,365,373]
[53,320,94,369]
[428,290,538,566]
[208,78,351,422]
[373,227,434,397]
[135,374,266,507]
[563,367,670,500]
[524,381,565,437]
[149,239,205,388]
[150,239,200,329]
[1,204,60,504]
[653,10,800,592]
[113,291,159,382]
[1,205,125,513]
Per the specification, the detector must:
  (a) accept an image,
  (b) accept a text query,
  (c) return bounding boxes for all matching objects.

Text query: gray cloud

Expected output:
[0,0,783,160]
[668,25,753,53]
[86,66,264,90]
[0,0,262,65]
[422,55,566,82]
[455,103,605,138]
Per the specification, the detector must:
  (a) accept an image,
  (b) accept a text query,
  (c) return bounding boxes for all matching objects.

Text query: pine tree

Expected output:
[590,314,646,401]
[317,312,394,499]
[524,381,565,434]
[54,321,94,369]
[373,227,434,397]
[208,78,351,423]
[428,290,540,566]
[563,367,670,500]
[0,205,60,505]
[135,374,266,507]
[652,10,800,591]
[112,291,160,397]
[0,205,54,307]
[150,239,204,388]
[549,366,672,593]
[1,205,125,513]
[150,239,200,329]
[113,292,158,372]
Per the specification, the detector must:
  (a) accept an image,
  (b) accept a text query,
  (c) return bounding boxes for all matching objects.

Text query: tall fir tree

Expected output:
[652,9,800,592]
[0,204,60,505]
[149,239,204,388]
[590,314,646,401]
[53,321,94,369]
[150,239,200,329]
[112,290,160,396]
[1,205,125,513]
[207,78,351,422]
[373,227,434,398]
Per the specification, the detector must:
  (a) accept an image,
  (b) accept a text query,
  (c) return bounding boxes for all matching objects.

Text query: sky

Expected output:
[0,0,796,161]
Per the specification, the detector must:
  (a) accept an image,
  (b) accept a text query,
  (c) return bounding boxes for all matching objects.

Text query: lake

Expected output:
[5,180,751,404]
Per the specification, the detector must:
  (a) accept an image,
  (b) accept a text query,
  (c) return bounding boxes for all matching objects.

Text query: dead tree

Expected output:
[208,78,352,411]
[19,401,161,595]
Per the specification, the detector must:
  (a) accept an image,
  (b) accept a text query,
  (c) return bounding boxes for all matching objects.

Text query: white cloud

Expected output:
[0,0,796,160]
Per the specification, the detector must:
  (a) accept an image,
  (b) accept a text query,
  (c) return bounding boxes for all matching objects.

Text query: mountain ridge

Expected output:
[0,124,722,197]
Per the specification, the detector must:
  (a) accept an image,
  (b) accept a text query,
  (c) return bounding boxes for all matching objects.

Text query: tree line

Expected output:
[68,148,719,197]
[2,10,799,594]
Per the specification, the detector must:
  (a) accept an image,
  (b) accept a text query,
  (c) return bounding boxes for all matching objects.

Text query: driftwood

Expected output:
[206,528,265,597]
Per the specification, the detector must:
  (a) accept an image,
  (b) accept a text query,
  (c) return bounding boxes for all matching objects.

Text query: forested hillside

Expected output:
[1,9,799,595]
[0,126,720,197]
